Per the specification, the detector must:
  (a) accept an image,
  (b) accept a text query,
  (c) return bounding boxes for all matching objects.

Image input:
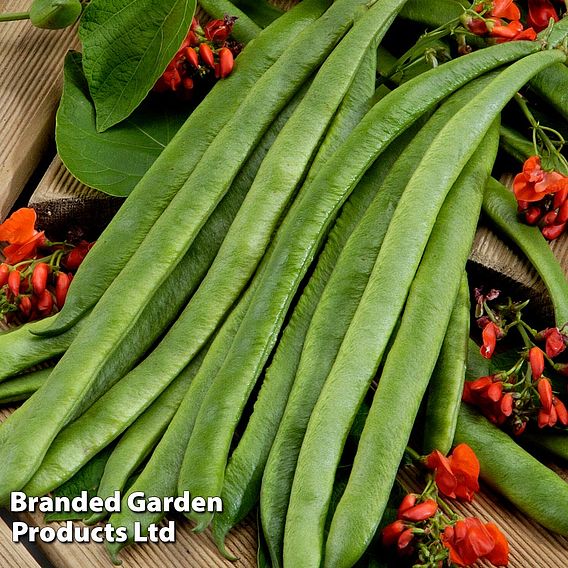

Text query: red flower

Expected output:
[514,156,568,202]
[425,444,480,502]
[0,208,37,244]
[541,327,566,358]
[481,321,501,359]
[528,0,559,32]
[442,518,509,566]
[0,208,45,265]
[474,0,521,19]
[382,520,406,547]
[399,499,438,522]
[204,16,236,43]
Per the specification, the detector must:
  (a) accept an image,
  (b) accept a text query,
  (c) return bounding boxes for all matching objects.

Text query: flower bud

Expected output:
[396,494,417,519]
[29,0,82,29]
[55,272,71,309]
[37,289,53,315]
[19,296,32,317]
[382,520,406,547]
[0,263,9,287]
[218,47,234,78]
[32,262,49,296]
[529,346,545,380]
[8,270,21,297]
[199,43,215,68]
[538,378,553,412]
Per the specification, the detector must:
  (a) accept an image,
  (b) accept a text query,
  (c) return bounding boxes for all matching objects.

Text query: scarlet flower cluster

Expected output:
[467,291,568,434]
[466,0,538,42]
[515,156,568,241]
[0,208,93,322]
[382,445,509,566]
[154,16,239,98]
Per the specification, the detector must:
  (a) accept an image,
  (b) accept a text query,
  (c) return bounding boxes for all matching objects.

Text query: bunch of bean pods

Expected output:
[2,0,568,566]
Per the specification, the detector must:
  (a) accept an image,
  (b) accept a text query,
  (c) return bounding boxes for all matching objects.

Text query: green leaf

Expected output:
[56,52,191,197]
[231,0,284,28]
[79,0,196,131]
[44,447,112,522]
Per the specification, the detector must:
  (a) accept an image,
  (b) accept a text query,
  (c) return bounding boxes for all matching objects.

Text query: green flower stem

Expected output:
[0,12,30,22]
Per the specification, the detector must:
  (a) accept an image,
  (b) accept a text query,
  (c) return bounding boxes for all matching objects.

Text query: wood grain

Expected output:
[0,515,40,568]
[0,0,78,221]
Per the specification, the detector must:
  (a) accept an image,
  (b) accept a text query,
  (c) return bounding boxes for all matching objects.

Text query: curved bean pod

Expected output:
[423,272,470,455]
[0,316,81,382]
[483,177,568,326]
[179,42,548,532]
[0,368,51,405]
[105,285,254,562]
[41,0,330,337]
[82,355,203,526]
[522,432,568,463]
[211,46,380,557]
[20,90,303,497]
[321,122,499,568]
[455,404,568,535]
[260,73,495,567]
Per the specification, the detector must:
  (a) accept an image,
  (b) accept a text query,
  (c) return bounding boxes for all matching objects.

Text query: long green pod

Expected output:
[20,90,304,497]
[320,123,499,568]
[232,0,284,27]
[304,46,378,183]
[260,75,495,567]
[0,0,369,502]
[41,0,330,337]
[105,287,254,563]
[138,1,400,445]
[499,124,535,163]
[82,355,204,526]
[180,0,420,527]
[455,404,568,535]
[399,0,466,27]
[198,0,262,44]
[211,46,380,556]
[423,272,470,455]
[530,61,568,123]
[0,368,51,405]
[483,177,568,326]
[522,431,568,462]
[178,42,554,529]
[0,317,81,382]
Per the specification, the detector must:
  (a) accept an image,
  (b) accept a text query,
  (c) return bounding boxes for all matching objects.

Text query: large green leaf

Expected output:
[79,0,196,131]
[56,52,191,197]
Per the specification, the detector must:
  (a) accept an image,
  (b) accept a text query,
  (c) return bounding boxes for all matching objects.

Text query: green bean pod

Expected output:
[499,124,535,163]
[423,272,470,455]
[82,354,204,526]
[455,404,568,535]
[320,122,499,568]
[20,90,303,497]
[0,368,51,405]
[211,46,380,556]
[105,286,254,563]
[483,177,568,326]
[0,0,371,504]
[260,74,495,567]
[43,0,330,337]
[179,0,433,530]
[231,0,284,27]
[0,316,81,382]
[399,0,466,27]
[178,42,554,532]
[530,62,568,123]
[198,0,262,44]
[522,431,568,463]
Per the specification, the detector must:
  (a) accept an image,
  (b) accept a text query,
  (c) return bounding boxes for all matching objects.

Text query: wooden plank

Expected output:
[0,0,78,221]
[0,515,41,568]
[399,466,568,568]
